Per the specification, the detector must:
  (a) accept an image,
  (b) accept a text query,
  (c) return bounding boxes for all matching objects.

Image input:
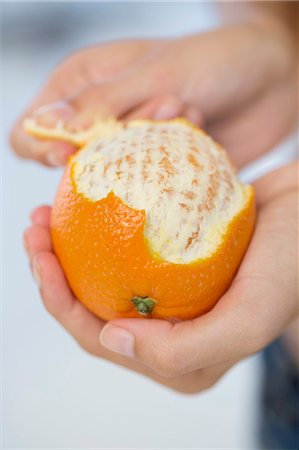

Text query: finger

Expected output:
[24,225,52,260]
[25,227,235,391]
[28,246,234,393]
[11,122,75,166]
[12,71,158,162]
[159,360,234,394]
[69,62,168,121]
[99,199,296,378]
[100,313,242,378]
[27,240,232,390]
[124,95,184,121]
[100,267,274,377]
[29,245,235,393]
[11,98,77,165]
[23,61,169,138]
[32,251,106,355]
[24,225,107,356]
[11,41,154,162]
[30,205,52,227]
[24,227,90,331]
[124,95,205,127]
[100,306,247,378]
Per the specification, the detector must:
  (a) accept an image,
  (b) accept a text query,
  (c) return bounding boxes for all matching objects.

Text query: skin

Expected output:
[13,3,298,392]
[11,11,297,167]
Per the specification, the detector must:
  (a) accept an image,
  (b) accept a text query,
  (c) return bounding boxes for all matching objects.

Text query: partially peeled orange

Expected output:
[25,117,255,320]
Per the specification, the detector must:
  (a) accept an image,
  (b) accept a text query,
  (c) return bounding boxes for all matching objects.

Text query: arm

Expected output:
[218,1,298,33]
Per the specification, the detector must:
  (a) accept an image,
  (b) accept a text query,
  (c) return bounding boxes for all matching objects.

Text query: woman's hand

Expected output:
[17,3,298,393]
[23,163,298,393]
[11,13,296,168]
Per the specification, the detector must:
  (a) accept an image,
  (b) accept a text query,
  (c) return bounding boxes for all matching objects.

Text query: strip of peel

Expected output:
[23,117,124,147]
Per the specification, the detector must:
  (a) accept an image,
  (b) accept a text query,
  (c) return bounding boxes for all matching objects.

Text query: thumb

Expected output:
[99,301,247,378]
[28,63,170,132]
[99,269,285,378]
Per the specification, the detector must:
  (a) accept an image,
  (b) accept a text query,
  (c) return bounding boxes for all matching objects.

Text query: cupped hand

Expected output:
[24,206,233,394]
[12,21,296,168]
[23,164,298,393]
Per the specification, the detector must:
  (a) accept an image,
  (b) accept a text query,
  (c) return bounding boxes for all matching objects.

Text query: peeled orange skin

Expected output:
[23,116,123,146]
[51,162,256,321]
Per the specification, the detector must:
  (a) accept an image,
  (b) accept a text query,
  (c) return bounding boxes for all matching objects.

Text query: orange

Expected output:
[26,118,256,320]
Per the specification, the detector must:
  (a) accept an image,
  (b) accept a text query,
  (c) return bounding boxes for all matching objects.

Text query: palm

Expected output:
[24,204,229,393]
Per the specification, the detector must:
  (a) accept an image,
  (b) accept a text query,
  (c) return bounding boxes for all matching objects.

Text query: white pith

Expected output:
[72,121,249,264]
[24,116,122,146]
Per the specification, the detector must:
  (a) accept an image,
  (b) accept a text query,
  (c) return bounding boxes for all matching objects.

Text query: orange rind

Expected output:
[23,115,123,146]
[24,117,256,320]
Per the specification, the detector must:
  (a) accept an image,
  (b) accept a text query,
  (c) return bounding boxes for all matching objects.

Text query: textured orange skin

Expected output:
[51,163,256,321]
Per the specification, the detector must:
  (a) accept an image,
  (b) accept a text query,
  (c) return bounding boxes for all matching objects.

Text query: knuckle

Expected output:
[56,51,85,74]
[40,290,64,320]
[201,375,218,391]
[240,318,273,357]
[149,64,172,92]
[47,52,86,96]
[41,293,57,318]
[198,368,225,392]
[71,84,104,108]
[78,341,100,357]
[166,369,225,395]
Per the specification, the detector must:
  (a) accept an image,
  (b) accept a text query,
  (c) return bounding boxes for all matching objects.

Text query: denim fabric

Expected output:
[259,339,299,449]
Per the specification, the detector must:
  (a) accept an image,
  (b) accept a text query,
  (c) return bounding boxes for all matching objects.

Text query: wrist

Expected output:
[176,25,293,120]
[251,19,297,82]
[218,3,297,80]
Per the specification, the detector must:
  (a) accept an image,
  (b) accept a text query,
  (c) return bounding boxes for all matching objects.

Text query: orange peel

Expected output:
[24,117,256,320]
[23,115,123,146]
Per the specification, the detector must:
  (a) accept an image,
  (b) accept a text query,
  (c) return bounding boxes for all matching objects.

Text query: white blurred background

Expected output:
[1,2,273,448]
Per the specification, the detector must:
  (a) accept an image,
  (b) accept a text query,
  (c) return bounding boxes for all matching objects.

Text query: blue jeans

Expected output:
[259,339,299,449]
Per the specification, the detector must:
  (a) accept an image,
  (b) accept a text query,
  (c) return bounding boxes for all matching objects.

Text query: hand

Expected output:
[11,18,296,168]
[24,164,298,393]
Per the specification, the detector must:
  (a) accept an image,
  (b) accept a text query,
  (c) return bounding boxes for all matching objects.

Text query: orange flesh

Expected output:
[51,163,256,321]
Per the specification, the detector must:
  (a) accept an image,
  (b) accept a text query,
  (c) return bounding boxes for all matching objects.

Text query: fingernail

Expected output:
[46,151,65,167]
[32,256,41,288]
[154,97,181,120]
[33,101,75,128]
[100,324,135,358]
